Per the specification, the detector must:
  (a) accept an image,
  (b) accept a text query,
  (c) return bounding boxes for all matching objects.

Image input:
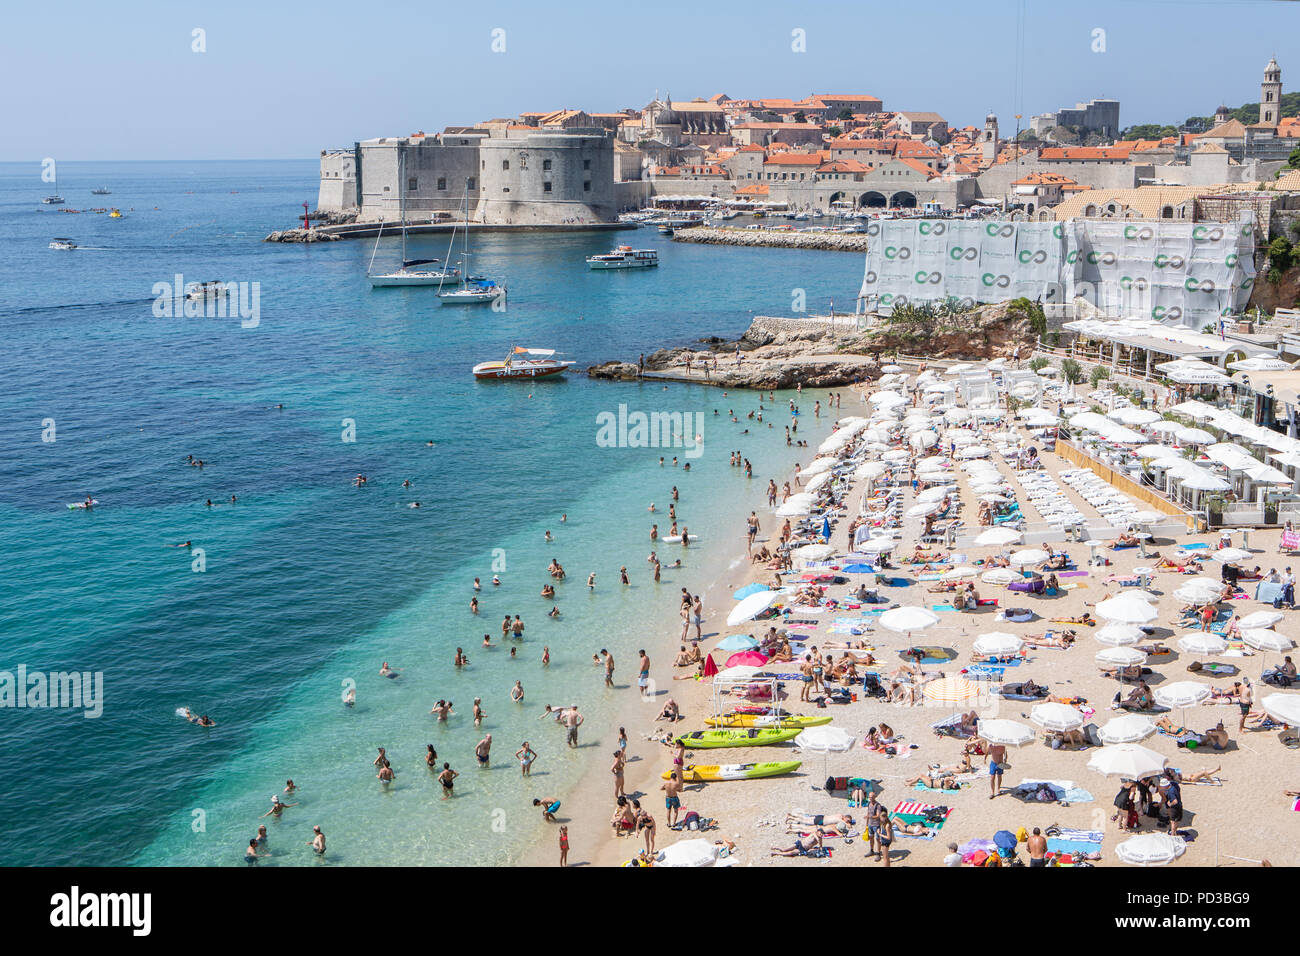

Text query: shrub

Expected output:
[1061,358,1084,384]
[1089,365,1111,387]
[1028,356,1050,371]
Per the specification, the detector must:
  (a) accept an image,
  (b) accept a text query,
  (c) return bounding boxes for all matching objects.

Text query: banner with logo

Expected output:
[861,214,1256,327]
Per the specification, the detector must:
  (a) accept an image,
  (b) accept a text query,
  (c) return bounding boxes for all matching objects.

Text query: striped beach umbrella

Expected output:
[922,676,982,705]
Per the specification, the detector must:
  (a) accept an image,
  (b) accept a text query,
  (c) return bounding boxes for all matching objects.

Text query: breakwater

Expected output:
[672,226,869,252]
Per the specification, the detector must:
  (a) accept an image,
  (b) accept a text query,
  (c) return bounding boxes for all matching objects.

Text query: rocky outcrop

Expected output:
[672,227,869,252]
[263,228,341,243]
[843,300,1041,362]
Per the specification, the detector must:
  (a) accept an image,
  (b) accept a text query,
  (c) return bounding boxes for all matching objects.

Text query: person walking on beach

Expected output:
[692,595,704,641]
[988,743,1007,798]
[612,750,626,798]
[638,649,651,699]
[564,705,583,747]
[1238,677,1254,732]
[747,511,760,552]
[662,771,683,827]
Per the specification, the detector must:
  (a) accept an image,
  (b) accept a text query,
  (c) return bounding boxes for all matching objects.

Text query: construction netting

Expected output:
[858,215,1256,329]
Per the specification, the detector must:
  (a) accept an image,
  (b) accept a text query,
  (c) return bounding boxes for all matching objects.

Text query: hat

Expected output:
[1158,776,1170,787]
[271,795,280,803]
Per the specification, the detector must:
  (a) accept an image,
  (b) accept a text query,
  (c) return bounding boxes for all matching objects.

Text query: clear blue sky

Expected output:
[2,0,1295,161]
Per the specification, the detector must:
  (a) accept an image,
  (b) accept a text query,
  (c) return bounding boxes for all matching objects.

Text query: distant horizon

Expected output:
[4,0,1296,162]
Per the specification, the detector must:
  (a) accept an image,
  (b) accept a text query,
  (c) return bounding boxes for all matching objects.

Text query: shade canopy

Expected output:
[879,606,941,633]
[1153,681,1212,709]
[1115,833,1187,866]
[1087,744,1167,779]
[1029,702,1085,731]
[1097,714,1157,744]
[975,719,1035,747]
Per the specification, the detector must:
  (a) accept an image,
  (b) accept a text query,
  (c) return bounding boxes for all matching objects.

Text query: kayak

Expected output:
[663,761,802,782]
[674,728,802,748]
[705,713,833,729]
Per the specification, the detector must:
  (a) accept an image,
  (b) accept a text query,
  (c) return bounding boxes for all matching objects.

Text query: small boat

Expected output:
[366,151,459,287]
[473,346,575,380]
[109,208,122,218]
[49,238,77,250]
[658,224,674,236]
[42,168,65,204]
[439,279,504,305]
[185,280,229,302]
[663,761,802,782]
[586,245,659,270]
[704,713,833,729]
[673,728,802,749]
[91,187,111,195]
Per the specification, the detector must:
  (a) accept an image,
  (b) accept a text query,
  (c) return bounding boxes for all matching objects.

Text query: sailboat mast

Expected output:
[398,147,407,265]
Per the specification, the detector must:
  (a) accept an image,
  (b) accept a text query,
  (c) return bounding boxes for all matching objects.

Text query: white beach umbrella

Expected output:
[1177,633,1227,655]
[1116,833,1187,867]
[879,606,940,634]
[910,430,939,450]
[1175,427,1215,444]
[1228,356,1290,372]
[957,445,991,459]
[802,457,836,477]
[794,543,835,563]
[975,528,1023,547]
[870,391,907,408]
[943,565,981,581]
[917,486,950,503]
[973,632,1024,657]
[1174,582,1224,604]
[1096,593,1159,624]
[946,363,973,375]
[881,364,904,373]
[777,499,812,517]
[981,568,1019,585]
[1136,444,1181,460]
[1029,702,1085,732]
[1110,408,1162,426]
[943,408,972,423]
[1176,469,1230,493]
[804,472,833,494]
[976,719,1035,747]
[906,501,942,518]
[854,462,889,480]
[1095,624,1144,647]
[1070,412,1109,430]
[714,665,762,681]
[795,725,856,752]
[1242,629,1293,652]
[1021,409,1058,427]
[1209,547,1251,563]
[726,590,781,627]
[1128,510,1163,525]
[1009,548,1049,566]
[1147,420,1183,435]
[1087,744,1167,779]
[657,838,726,868]
[882,449,910,463]
[1097,714,1157,745]
[1096,647,1147,669]
[1261,693,1300,726]
[1153,681,1212,710]
[1238,610,1284,629]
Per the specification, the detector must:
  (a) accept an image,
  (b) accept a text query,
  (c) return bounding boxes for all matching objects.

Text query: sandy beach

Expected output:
[530,368,1300,869]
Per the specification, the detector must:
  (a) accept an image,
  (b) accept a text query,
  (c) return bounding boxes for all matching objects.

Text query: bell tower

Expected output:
[982,112,1000,163]
[1261,57,1282,126]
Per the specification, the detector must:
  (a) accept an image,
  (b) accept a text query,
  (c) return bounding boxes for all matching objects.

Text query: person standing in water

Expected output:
[307,826,326,856]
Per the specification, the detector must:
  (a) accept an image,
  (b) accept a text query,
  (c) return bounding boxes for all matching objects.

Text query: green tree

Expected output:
[827,126,843,138]
[794,111,807,124]
[1288,147,1300,171]
[1089,365,1111,387]
[1061,359,1084,384]
[838,107,854,120]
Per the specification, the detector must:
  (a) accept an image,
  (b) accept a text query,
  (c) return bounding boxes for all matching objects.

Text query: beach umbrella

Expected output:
[724,650,768,668]
[943,408,973,423]
[957,445,990,459]
[976,719,1035,747]
[981,568,1018,585]
[870,392,906,408]
[910,430,939,450]
[943,565,981,582]
[802,457,836,477]
[1209,547,1251,563]
[1153,681,1211,712]
[1148,420,1183,435]
[1096,647,1147,669]
[973,632,1024,657]
[657,838,725,868]
[702,654,718,678]
[1098,714,1157,744]
[1115,833,1186,867]
[882,364,904,373]
[794,543,835,564]
[907,501,943,518]
[713,664,760,682]
[880,606,940,635]
[1009,549,1049,567]
[727,590,780,626]
[1242,629,1293,652]
[1228,356,1290,372]
[820,516,832,542]
[1260,693,1300,726]
[1095,624,1144,647]
[855,462,889,480]
[1177,469,1230,493]
[1111,408,1162,426]
[946,363,973,375]
[795,724,857,780]
[1087,744,1167,779]
[1174,582,1223,604]
[1029,702,1085,732]
[715,634,759,652]
[922,676,982,705]
[776,498,813,517]
[917,486,950,503]
[882,449,910,463]
[1177,632,1227,655]
[732,582,769,601]
[1096,593,1159,624]
[804,472,833,494]
[1128,510,1163,525]
[980,493,1011,504]
[1239,610,1284,629]
[975,528,1023,547]
[992,830,1018,851]
[1136,444,1181,459]
[1175,427,1215,444]
[1021,409,1057,427]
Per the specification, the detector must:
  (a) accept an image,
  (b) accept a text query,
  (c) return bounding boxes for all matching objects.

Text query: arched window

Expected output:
[1160,206,1173,219]
[1084,204,1098,216]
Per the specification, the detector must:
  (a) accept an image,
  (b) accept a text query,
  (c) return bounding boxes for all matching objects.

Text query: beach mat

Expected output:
[1059,571,1089,577]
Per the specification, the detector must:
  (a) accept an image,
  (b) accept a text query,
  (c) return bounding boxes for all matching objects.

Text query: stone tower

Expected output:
[1261,57,1282,126]
[982,112,1000,163]
[1214,104,1230,126]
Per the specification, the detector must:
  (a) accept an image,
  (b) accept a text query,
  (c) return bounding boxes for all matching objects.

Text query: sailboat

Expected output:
[367,150,458,287]
[42,168,65,205]
[438,181,505,305]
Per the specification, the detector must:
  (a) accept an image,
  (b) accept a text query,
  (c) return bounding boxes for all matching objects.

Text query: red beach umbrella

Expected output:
[725,650,769,668]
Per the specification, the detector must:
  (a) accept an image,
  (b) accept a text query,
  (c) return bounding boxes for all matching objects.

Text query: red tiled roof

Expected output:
[763,153,823,165]
[1038,146,1132,161]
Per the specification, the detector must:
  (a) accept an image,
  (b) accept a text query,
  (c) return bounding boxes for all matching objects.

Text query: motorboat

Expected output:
[48,238,77,250]
[473,346,575,380]
[91,187,111,195]
[586,246,658,269]
[186,280,229,301]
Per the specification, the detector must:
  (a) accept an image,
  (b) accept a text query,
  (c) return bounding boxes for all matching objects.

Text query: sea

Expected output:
[0,159,863,866]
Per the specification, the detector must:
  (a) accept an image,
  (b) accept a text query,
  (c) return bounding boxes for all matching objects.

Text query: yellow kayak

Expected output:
[704,713,833,729]
[664,761,802,782]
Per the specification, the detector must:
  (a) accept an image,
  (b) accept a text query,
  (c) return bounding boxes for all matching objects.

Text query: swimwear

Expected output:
[989,762,1005,775]
[547,801,561,814]
[666,796,680,809]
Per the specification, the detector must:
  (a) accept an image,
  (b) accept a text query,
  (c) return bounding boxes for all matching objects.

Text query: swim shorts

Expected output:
[666,796,680,809]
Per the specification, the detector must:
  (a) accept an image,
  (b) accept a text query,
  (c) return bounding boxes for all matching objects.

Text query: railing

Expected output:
[1054,439,1200,529]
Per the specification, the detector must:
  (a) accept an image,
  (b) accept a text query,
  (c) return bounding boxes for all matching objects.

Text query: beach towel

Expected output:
[1046,837,1103,856]
[930,605,956,612]
[1059,571,1089,578]
[913,780,968,793]
[1182,542,1210,550]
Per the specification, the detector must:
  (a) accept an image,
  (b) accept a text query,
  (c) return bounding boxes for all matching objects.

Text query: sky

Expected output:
[1,0,1296,161]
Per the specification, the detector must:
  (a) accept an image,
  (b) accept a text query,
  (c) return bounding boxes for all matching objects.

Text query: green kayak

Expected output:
[674,727,803,749]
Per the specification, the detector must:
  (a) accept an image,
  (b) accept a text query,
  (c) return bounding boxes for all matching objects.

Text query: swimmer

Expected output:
[511,681,525,702]
[182,708,216,727]
[343,686,355,707]
[542,646,550,666]
[548,606,560,618]
[516,742,537,776]
[379,662,401,679]
[455,647,469,668]
[492,575,501,586]
[544,530,553,542]
[475,734,492,767]
[377,764,395,784]
[474,577,482,590]
[473,697,485,726]
[262,794,298,817]
[482,633,494,648]
[438,763,458,799]
[307,825,326,855]
[588,572,596,589]
[168,540,193,548]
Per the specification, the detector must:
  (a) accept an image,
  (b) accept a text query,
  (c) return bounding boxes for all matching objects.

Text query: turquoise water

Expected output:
[0,160,861,865]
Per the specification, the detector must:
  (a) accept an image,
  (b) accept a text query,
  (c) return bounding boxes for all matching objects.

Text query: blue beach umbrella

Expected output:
[716,634,760,652]
[820,517,832,541]
[840,563,875,574]
[732,582,770,601]
[993,830,1018,850]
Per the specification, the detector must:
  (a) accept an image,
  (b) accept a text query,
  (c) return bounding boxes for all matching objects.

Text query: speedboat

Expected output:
[91,187,111,195]
[185,280,229,302]
[473,346,574,380]
[586,246,658,269]
[48,238,77,250]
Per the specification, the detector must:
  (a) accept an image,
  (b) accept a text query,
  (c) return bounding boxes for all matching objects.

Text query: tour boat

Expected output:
[48,238,77,250]
[185,280,229,302]
[472,347,574,380]
[586,245,659,270]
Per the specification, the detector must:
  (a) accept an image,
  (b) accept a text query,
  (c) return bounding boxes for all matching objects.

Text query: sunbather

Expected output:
[907,771,962,790]
[1051,612,1095,627]
[1173,766,1221,784]
[890,818,933,837]
[1107,531,1139,548]
[769,832,824,857]
[1024,630,1076,649]
[784,811,854,830]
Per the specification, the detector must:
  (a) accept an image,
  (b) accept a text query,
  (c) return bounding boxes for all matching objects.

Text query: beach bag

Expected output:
[923,806,948,823]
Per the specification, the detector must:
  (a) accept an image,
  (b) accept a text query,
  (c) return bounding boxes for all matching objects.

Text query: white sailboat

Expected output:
[367,150,458,287]
[42,167,64,205]
[438,181,505,306]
